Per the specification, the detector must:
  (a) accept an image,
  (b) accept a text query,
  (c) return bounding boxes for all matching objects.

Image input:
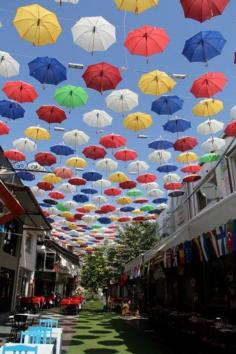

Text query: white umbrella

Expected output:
[197,119,224,135]
[55,0,79,3]
[148,189,164,198]
[47,207,59,216]
[13,137,37,152]
[0,50,19,77]
[141,182,159,191]
[156,203,168,210]
[148,150,171,163]
[28,162,45,172]
[31,186,46,197]
[82,214,97,225]
[71,16,116,53]
[63,200,77,209]
[83,109,112,129]
[127,160,149,174]
[63,129,89,148]
[93,178,111,189]
[92,195,107,205]
[59,183,76,194]
[230,105,236,119]
[96,158,118,172]
[201,137,226,153]
[163,173,180,184]
[105,89,139,113]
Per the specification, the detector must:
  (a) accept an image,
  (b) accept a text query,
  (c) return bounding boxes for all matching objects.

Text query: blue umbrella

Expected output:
[50,144,74,156]
[151,96,184,115]
[0,100,25,120]
[153,197,168,204]
[43,199,58,205]
[120,206,135,212]
[28,56,67,85]
[163,118,191,133]
[39,203,50,208]
[168,190,185,197]
[73,194,89,203]
[81,188,98,195]
[46,217,55,224]
[82,171,102,181]
[182,31,226,63]
[62,227,70,231]
[148,138,173,150]
[16,171,35,181]
[157,164,178,173]
[98,217,111,224]
[148,209,162,215]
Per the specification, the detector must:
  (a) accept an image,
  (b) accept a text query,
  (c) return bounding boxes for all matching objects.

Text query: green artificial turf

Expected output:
[68,301,162,354]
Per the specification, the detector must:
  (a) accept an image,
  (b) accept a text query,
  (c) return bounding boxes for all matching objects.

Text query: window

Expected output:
[0,268,15,313]
[3,221,20,256]
[197,172,218,212]
[25,235,32,254]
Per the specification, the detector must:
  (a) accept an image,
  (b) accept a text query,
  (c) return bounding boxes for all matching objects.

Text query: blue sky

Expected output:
[0,0,235,201]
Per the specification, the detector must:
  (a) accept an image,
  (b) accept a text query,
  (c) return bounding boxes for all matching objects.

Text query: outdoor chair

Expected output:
[20,329,48,345]
[9,315,28,342]
[2,344,38,354]
[28,326,54,344]
[39,319,58,328]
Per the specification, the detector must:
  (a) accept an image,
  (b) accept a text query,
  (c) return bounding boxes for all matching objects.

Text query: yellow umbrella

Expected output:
[132,209,141,214]
[123,112,153,131]
[109,171,128,183]
[24,126,51,141]
[43,173,62,184]
[111,216,118,222]
[68,223,78,230]
[61,211,73,218]
[192,99,223,117]
[138,70,176,96]
[85,246,94,251]
[76,238,86,244]
[90,230,99,234]
[176,152,199,164]
[65,156,87,168]
[83,204,97,211]
[13,4,62,46]
[114,0,158,14]
[116,196,132,205]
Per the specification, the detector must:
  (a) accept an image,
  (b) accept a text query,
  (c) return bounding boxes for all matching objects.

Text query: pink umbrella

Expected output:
[54,166,74,179]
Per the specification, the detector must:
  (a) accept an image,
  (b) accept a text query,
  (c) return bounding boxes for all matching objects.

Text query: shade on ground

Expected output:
[68,301,162,354]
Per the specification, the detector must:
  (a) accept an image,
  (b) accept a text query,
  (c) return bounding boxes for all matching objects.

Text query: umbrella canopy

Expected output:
[49,191,65,200]
[125,25,169,59]
[197,119,224,135]
[163,118,191,133]
[28,56,67,85]
[43,173,62,184]
[50,144,74,156]
[65,156,87,168]
[138,70,176,96]
[163,173,180,183]
[230,105,236,119]
[114,0,159,14]
[0,100,25,120]
[82,171,102,181]
[157,164,178,173]
[31,186,46,197]
[177,151,199,163]
[96,158,118,172]
[142,182,159,190]
[4,149,25,161]
[82,62,122,93]
[116,196,132,205]
[59,183,76,194]
[83,145,107,160]
[13,3,62,46]
[83,110,112,129]
[109,171,128,183]
[37,181,54,191]
[98,217,111,224]
[174,136,198,152]
[153,197,168,204]
[24,126,51,140]
[225,120,236,137]
[182,31,226,63]
[69,177,87,186]
[148,150,171,163]
[193,99,223,117]
[2,81,38,103]
[140,205,155,212]
[104,187,121,196]
[94,179,111,189]
[35,152,57,166]
[36,105,67,125]
[81,188,98,195]
[181,164,201,173]
[92,195,107,205]
[123,112,152,131]
[16,171,35,181]
[54,85,88,110]
[64,200,78,209]
[114,148,138,161]
[63,129,89,148]
[190,72,227,98]
[0,120,10,135]
[100,133,126,148]
[105,89,138,113]
[127,188,143,197]
[199,152,220,163]
[148,188,164,198]
[201,137,225,152]
[180,0,229,23]
[73,194,89,203]
[100,205,116,213]
[54,166,74,179]
[183,174,201,183]
[71,16,116,53]
[164,182,183,190]
[127,160,149,174]
[148,138,173,150]
[151,95,183,116]
[136,173,156,183]
[121,206,135,212]
[0,51,19,78]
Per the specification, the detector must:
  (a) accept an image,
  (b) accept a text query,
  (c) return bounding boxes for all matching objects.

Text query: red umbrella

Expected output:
[66,216,77,222]
[190,72,227,98]
[114,148,138,161]
[100,133,126,149]
[95,209,105,214]
[180,164,201,173]
[49,191,65,200]
[0,120,10,135]
[183,174,201,183]
[118,216,131,223]
[100,204,116,213]
[180,0,229,22]
[174,136,198,152]
[125,25,170,60]
[35,152,57,166]
[4,149,26,161]
[225,120,236,137]
[104,187,121,196]
[54,166,73,179]
[133,198,148,204]
[37,181,54,191]
[36,105,67,124]
[76,206,90,213]
[2,81,38,103]
[133,216,145,222]
[69,177,87,186]
[119,180,137,189]
[82,145,107,160]
[136,173,157,184]
[164,182,183,190]
[82,62,122,93]
[74,213,85,220]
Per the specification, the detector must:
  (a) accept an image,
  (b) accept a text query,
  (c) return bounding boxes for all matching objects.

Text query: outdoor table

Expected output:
[0,343,54,354]
[28,326,63,354]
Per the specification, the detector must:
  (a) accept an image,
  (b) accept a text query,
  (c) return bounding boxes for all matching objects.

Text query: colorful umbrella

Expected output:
[82,62,122,93]
[35,152,57,166]
[100,133,126,148]
[164,182,183,190]
[148,150,171,163]
[82,171,102,181]
[43,173,62,184]
[81,188,98,195]
[65,156,87,168]
[100,205,116,213]
[104,188,121,196]
[83,110,112,129]
[140,205,154,212]
[180,164,201,173]
[174,136,198,152]
[71,16,116,53]
[153,197,168,204]
[105,89,138,113]
[197,119,224,135]
[37,181,54,191]
[190,72,227,98]
[125,25,169,60]
[114,148,137,162]
[225,120,236,137]
[69,177,86,186]
[201,137,225,152]
[142,182,159,190]
[183,174,201,183]
[109,172,128,183]
[2,81,38,103]
[0,51,19,78]
[121,206,135,212]
[50,144,74,156]
[36,105,67,125]
[73,194,89,203]
[117,196,132,205]
[0,100,25,120]
[182,31,226,63]
[119,180,137,189]
[54,85,88,110]
[137,173,156,183]
[163,118,191,133]
[28,56,66,85]
[127,188,143,197]
[83,145,107,160]
[192,99,223,117]
[13,3,62,46]
[24,126,51,140]
[148,188,164,198]
[4,149,25,161]
[127,160,149,174]
[148,138,173,150]
[114,0,159,14]
[0,120,9,135]
[63,129,89,148]
[138,70,176,96]
[157,164,178,173]
[123,112,152,131]
[151,95,183,116]
[31,186,46,197]
[98,217,111,224]
[96,158,118,172]
[16,171,35,181]
[180,0,229,23]
[59,183,76,194]
[163,173,180,183]
[54,166,74,179]
[13,138,37,152]
[199,152,220,163]
[49,191,65,200]
[177,151,199,163]
[94,179,111,189]
[230,105,236,119]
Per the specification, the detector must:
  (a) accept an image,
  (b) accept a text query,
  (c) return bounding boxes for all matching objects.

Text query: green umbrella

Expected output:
[199,153,220,163]
[140,205,154,212]
[54,85,88,110]
[91,224,103,229]
[56,202,70,212]
[127,188,143,197]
